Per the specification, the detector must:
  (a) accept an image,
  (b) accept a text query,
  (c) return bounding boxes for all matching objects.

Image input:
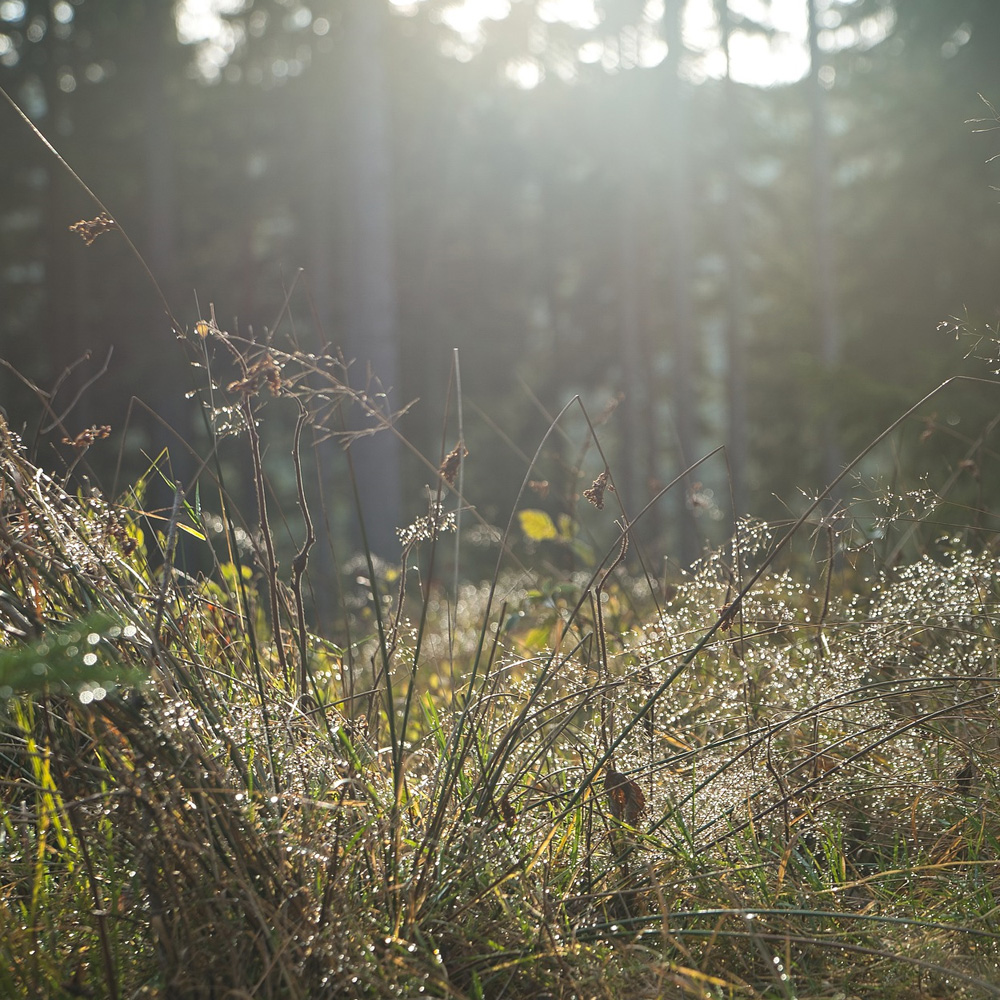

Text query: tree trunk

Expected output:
[343,0,402,560]
[718,0,750,524]
[141,2,190,492]
[807,0,842,487]
[617,123,644,522]
[661,0,699,565]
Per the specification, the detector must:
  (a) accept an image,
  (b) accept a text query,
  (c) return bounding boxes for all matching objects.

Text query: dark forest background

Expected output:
[2,0,1000,573]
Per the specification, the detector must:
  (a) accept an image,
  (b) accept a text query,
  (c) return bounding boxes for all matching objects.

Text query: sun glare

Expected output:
[424,0,816,88]
[175,0,242,45]
[177,0,893,91]
[175,0,244,80]
[436,0,511,45]
[537,0,600,31]
[684,0,810,86]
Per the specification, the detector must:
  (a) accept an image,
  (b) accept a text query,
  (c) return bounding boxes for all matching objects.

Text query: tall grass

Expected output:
[2,88,1000,998]
[3,328,1000,997]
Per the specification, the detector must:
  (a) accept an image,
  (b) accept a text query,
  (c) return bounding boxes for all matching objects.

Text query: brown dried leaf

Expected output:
[604,768,646,825]
[499,791,517,828]
[955,760,976,796]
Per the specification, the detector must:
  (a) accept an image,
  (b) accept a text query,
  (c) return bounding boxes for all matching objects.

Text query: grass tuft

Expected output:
[2,337,1000,999]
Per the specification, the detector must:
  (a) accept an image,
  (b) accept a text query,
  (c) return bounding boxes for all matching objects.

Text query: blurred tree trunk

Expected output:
[43,116,83,430]
[616,111,661,548]
[142,4,177,311]
[305,10,353,610]
[718,0,750,525]
[617,116,644,523]
[661,0,699,565]
[37,6,87,434]
[807,0,842,486]
[343,0,402,559]
[140,2,191,492]
[307,22,352,354]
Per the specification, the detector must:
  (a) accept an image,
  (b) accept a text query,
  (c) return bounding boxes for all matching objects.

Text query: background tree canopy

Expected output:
[2,0,1000,567]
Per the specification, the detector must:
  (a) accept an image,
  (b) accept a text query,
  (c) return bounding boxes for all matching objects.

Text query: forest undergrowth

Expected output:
[2,91,1000,1000]
[2,319,1000,999]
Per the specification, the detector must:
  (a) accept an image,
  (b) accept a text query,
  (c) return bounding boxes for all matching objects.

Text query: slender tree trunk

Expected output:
[307,43,352,352]
[718,0,750,524]
[343,0,402,560]
[297,16,364,620]
[807,0,842,487]
[43,149,81,425]
[141,3,188,476]
[142,5,176,308]
[617,127,644,520]
[40,22,86,433]
[661,0,699,565]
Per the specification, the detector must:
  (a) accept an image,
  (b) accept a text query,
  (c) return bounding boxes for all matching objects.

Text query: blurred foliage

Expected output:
[0,612,145,698]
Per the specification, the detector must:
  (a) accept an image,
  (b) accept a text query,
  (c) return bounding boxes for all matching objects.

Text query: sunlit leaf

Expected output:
[518,509,558,541]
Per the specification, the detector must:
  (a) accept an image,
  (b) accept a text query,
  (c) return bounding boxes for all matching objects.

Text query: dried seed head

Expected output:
[227,354,285,397]
[583,470,613,510]
[69,212,119,246]
[438,441,468,486]
[62,425,111,449]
